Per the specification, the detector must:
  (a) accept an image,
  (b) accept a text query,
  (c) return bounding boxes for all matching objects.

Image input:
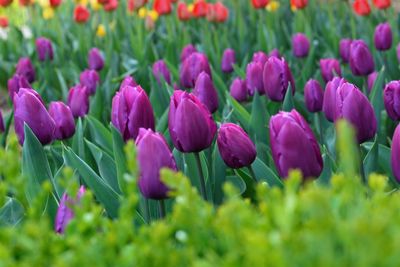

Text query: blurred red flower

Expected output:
[291,0,308,9]
[154,0,172,15]
[373,0,391,9]
[128,0,147,12]
[74,5,90,23]
[19,0,33,6]
[104,0,118,11]
[193,0,208,17]
[178,2,192,21]
[49,0,62,8]
[353,0,371,16]
[0,0,12,7]
[0,16,8,28]
[251,0,268,9]
[207,2,228,23]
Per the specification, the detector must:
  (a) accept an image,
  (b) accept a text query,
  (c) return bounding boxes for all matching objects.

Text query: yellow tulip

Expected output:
[43,7,55,20]
[266,1,280,12]
[96,24,106,38]
[90,0,102,11]
[138,7,148,18]
[148,10,159,22]
[38,0,49,7]
[75,0,88,6]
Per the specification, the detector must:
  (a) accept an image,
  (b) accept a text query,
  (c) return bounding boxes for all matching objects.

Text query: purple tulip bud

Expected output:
[7,74,31,100]
[322,77,346,122]
[79,69,99,95]
[152,60,171,85]
[269,49,281,58]
[270,109,323,179]
[136,128,177,199]
[180,44,197,63]
[180,52,212,88]
[334,82,377,143]
[49,101,76,140]
[88,48,104,71]
[67,85,90,118]
[15,57,36,83]
[349,40,375,76]
[263,56,295,102]
[246,62,264,96]
[339,39,352,63]
[13,88,55,145]
[292,33,310,58]
[374,22,392,51]
[111,85,155,141]
[230,78,247,102]
[193,72,219,113]
[367,71,378,93]
[320,58,341,83]
[221,48,236,73]
[252,51,268,66]
[304,79,324,113]
[55,186,85,234]
[383,80,400,121]
[35,37,54,62]
[168,90,217,153]
[120,76,137,90]
[0,110,4,133]
[217,123,256,169]
[391,124,400,182]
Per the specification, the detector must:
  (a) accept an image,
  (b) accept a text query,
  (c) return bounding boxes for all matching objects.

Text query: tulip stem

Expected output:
[359,146,366,184]
[247,166,258,183]
[194,152,208,201]
[144,198,151,223]
[158,200,166,219]
[317,113,324,145]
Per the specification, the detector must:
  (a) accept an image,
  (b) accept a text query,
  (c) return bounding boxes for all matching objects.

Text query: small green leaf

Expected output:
[282,84,294,112]
[86,116,113,155]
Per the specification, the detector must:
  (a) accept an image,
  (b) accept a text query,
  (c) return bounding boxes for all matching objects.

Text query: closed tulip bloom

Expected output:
[35,37,54,62]
[217,123,256,169]
[252,51,268,66]
[193,0,207,17]
[15,57,36,83]
[367,71,378,93]
[168,90,217,153]
[322,77,346,122]
[136,128,177,199]
[49,102,75,140]
[263,56,295,102]
[193,72,219,113]
[180,44,197,62]
[291,0,308,9]
[320,58,341,82]
[177,2,192,21]
[349,40,375,76]
[270,109,323,179]
[246,62,264,96]
[111,85,155,141]
[339,39,352,63]
[152,60,171,85]
[374,23,392,51]
[353,0,371,16]
[7,74,31,100]
[304,79,324,113]
[373,0,391,9]
[383,81,400,121]
[67,85,90,118]
[335,82,377,143]
[230,78,248,102]
[180,52,212,88]
[74,5,90,23]
[0,0,12,7]
[251,0,268,9]
[221,48,235,73]
[13,88,55,145]
[154,0,171,15]
[50,0,62,8]
[269,49,281,58]
[79,69,100,95]
[0,110,4,133]
[55,186,85,234]
[292,33,310,58]
[88,48,104,71]
[120,75,137,90]
[391,124,400,182]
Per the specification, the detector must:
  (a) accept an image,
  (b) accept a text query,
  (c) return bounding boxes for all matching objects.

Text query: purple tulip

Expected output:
[88,48,104,71]
[15,58,36,83]
[193,72,219,113]
[180,44,197,63]
[269,49,281,58]
[136,128,177,199]
[292,33,310,58]
[263,56,295,102]
[252,51,268,66]
[383,80,400,121]
[7,74,31,100]
[79,69,100,95]
[168,90,217,153]
[322,77,346,122]
[334,82,377,143]
[180,52,212,88]
[0,110,4,133]
[49,101,76,140]
[13,88,55,145]
[217,123,256,169]
[391,124,400,182]
[246,62,264,96]
[320,58,341,83]
[269,109,323,179]
[304,79,324,113]
[111,85,155,141]
[67,85,90,118]
[374,22,392,51]
[221,48,236,73]
[55,186,85,234]
[349,40,375,76]
[152,60,171,85]
[120,76,137,90]
[35,37,54,62]
[339,39,352,63]
[230,78,247,102]
[367,71,378,93]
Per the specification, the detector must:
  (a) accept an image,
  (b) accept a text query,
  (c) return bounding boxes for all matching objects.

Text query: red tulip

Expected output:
[74,5,90,23]
[49,0,62,8]
[0,0,12,7]
[0,16,8,28]
[213,2,228,23]
[251,0,268,9]
[154,0,172,15]
[104,0,118,11]
[291,0,308,9]
[353,0,371,16]
[373,0,391,9]
[18,0,32,5]
[193,0,208,17]
[177,2,192,21]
